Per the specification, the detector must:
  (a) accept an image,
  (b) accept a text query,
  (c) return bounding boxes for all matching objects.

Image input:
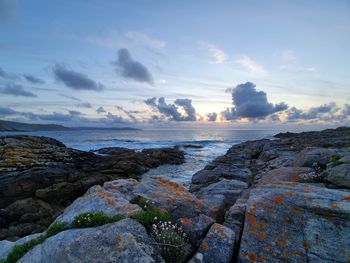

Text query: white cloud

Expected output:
[200,42,227,64]
[234,55,266,75]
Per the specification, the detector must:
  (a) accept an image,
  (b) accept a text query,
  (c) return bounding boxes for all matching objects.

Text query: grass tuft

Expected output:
[72,212,124,228]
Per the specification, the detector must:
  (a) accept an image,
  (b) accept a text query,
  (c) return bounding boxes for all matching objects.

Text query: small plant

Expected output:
[4,235,46,263]
[330,154,342,167]
[72,212,124,228]
[132,198,171,231]
[299,162,325,183]
[46,221,67,237]
[152,221,192,263]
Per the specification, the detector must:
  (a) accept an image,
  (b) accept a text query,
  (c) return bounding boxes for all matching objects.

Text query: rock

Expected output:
[238,182,350,263]
[0,135,184,240]
[190,223,235,263]
[134,177,208,220]
[177,214,214,246]
[223,197,247,243]
[295,147,347,167]
[325,164,350,189]
[18,219,164,263]
[258,167,312,184]
[53,185,141,226]
[0,233,43,260]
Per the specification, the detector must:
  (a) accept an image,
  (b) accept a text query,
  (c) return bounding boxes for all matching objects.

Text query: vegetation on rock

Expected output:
[72,212,124,228]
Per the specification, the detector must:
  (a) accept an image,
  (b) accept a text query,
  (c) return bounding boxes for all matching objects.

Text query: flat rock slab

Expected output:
[238,182,350,263]
[190,223,235,263]
[18,219,164,263]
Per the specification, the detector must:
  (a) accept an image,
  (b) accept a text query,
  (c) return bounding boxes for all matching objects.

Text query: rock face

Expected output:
[189,127,350,262]
[238,183,350,263]
[0,135,184,240]
[18,219,164,263]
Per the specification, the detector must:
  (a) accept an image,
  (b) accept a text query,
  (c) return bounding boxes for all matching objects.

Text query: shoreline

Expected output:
[1,127,350,262]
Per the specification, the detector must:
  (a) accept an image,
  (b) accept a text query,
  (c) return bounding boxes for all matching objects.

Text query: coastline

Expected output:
[1,127,350,262]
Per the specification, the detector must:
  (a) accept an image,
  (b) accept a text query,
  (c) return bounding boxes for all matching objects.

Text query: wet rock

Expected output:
[238,182,350,263]
[177,214,214,246]
[18,219,164,263]
[190,223,235,263]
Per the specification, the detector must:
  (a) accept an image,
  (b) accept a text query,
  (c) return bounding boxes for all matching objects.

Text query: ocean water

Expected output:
[0,129,277,186]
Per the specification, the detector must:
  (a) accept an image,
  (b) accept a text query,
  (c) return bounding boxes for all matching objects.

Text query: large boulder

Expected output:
[238,182,350,262]
[294,147,347,167]
[18,219,164,263]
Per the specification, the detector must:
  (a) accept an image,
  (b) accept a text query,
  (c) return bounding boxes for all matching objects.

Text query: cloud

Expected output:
[222,82,288,120]
[0,66,17,80]
[278,50,298,62]
[234,55,266,75]
[96,106,106,114]
[58,93,81,101]
[23,74,45,84]
[77,102,92,108]
[0,0,18,23]
[145,97,197,121]
[200,42,227,64]
[115,105,142,121]
[1,83,37,97]
[280,64,317,74]
[207,112,218,122]
[125,31,166,56]
[0,106,17,116]
[53,64,104,91]
[113,48,153,84]
[286,102,339,121]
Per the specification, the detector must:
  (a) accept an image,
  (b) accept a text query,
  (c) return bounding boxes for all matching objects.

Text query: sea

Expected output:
[0,129,279,187]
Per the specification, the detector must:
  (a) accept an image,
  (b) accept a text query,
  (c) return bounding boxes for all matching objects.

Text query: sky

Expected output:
[0,0,349,129]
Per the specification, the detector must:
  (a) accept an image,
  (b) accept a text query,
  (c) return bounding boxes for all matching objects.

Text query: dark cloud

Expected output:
[207,112,218,122]
[113,48,153,84]
[0,66,17,80]
[53,64,104,91]
[1,83,37,97]
[23,74,45,84]
[145,97,197,121]
[286,103,338,121]
[96,106,106,114]
[58,94,81,101]
[105,112,129,124]
[0,0,18,23]
[77,102,92,108]
[222,82,288,120]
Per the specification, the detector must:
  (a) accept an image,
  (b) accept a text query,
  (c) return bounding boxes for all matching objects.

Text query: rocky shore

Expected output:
[0,136,184,240]
[1,127,350,262]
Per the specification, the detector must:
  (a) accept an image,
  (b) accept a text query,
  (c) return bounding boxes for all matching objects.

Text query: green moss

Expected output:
[46,222,67,237]
[330,154,342,167]
[4,235,46,263]
[72,212,124,228]
[132,198,171,231]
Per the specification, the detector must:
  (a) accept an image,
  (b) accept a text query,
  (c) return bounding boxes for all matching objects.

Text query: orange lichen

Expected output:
[247,252,257,262]
[220,232,227,237]
[106,193,113,197]
[247,214,257,226]
[171,198,177,205]
[107,198,116,205]
[257,232,266,241]
[260,255,267,262]
[278,240,287,248]
[214,225,222,231]
[330,203,340,209]
[98,193,107,198]
[341,196,350,202]
[273,195,285,205]
[290,207,303,215]
[115,234,121,241]
[181,218,191,225]
[306,198,312,203]
[95,200,100,204]
[203,242,209,252]
[97,188,103,193]
[285,191,296,196]
[303,242,311,249]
